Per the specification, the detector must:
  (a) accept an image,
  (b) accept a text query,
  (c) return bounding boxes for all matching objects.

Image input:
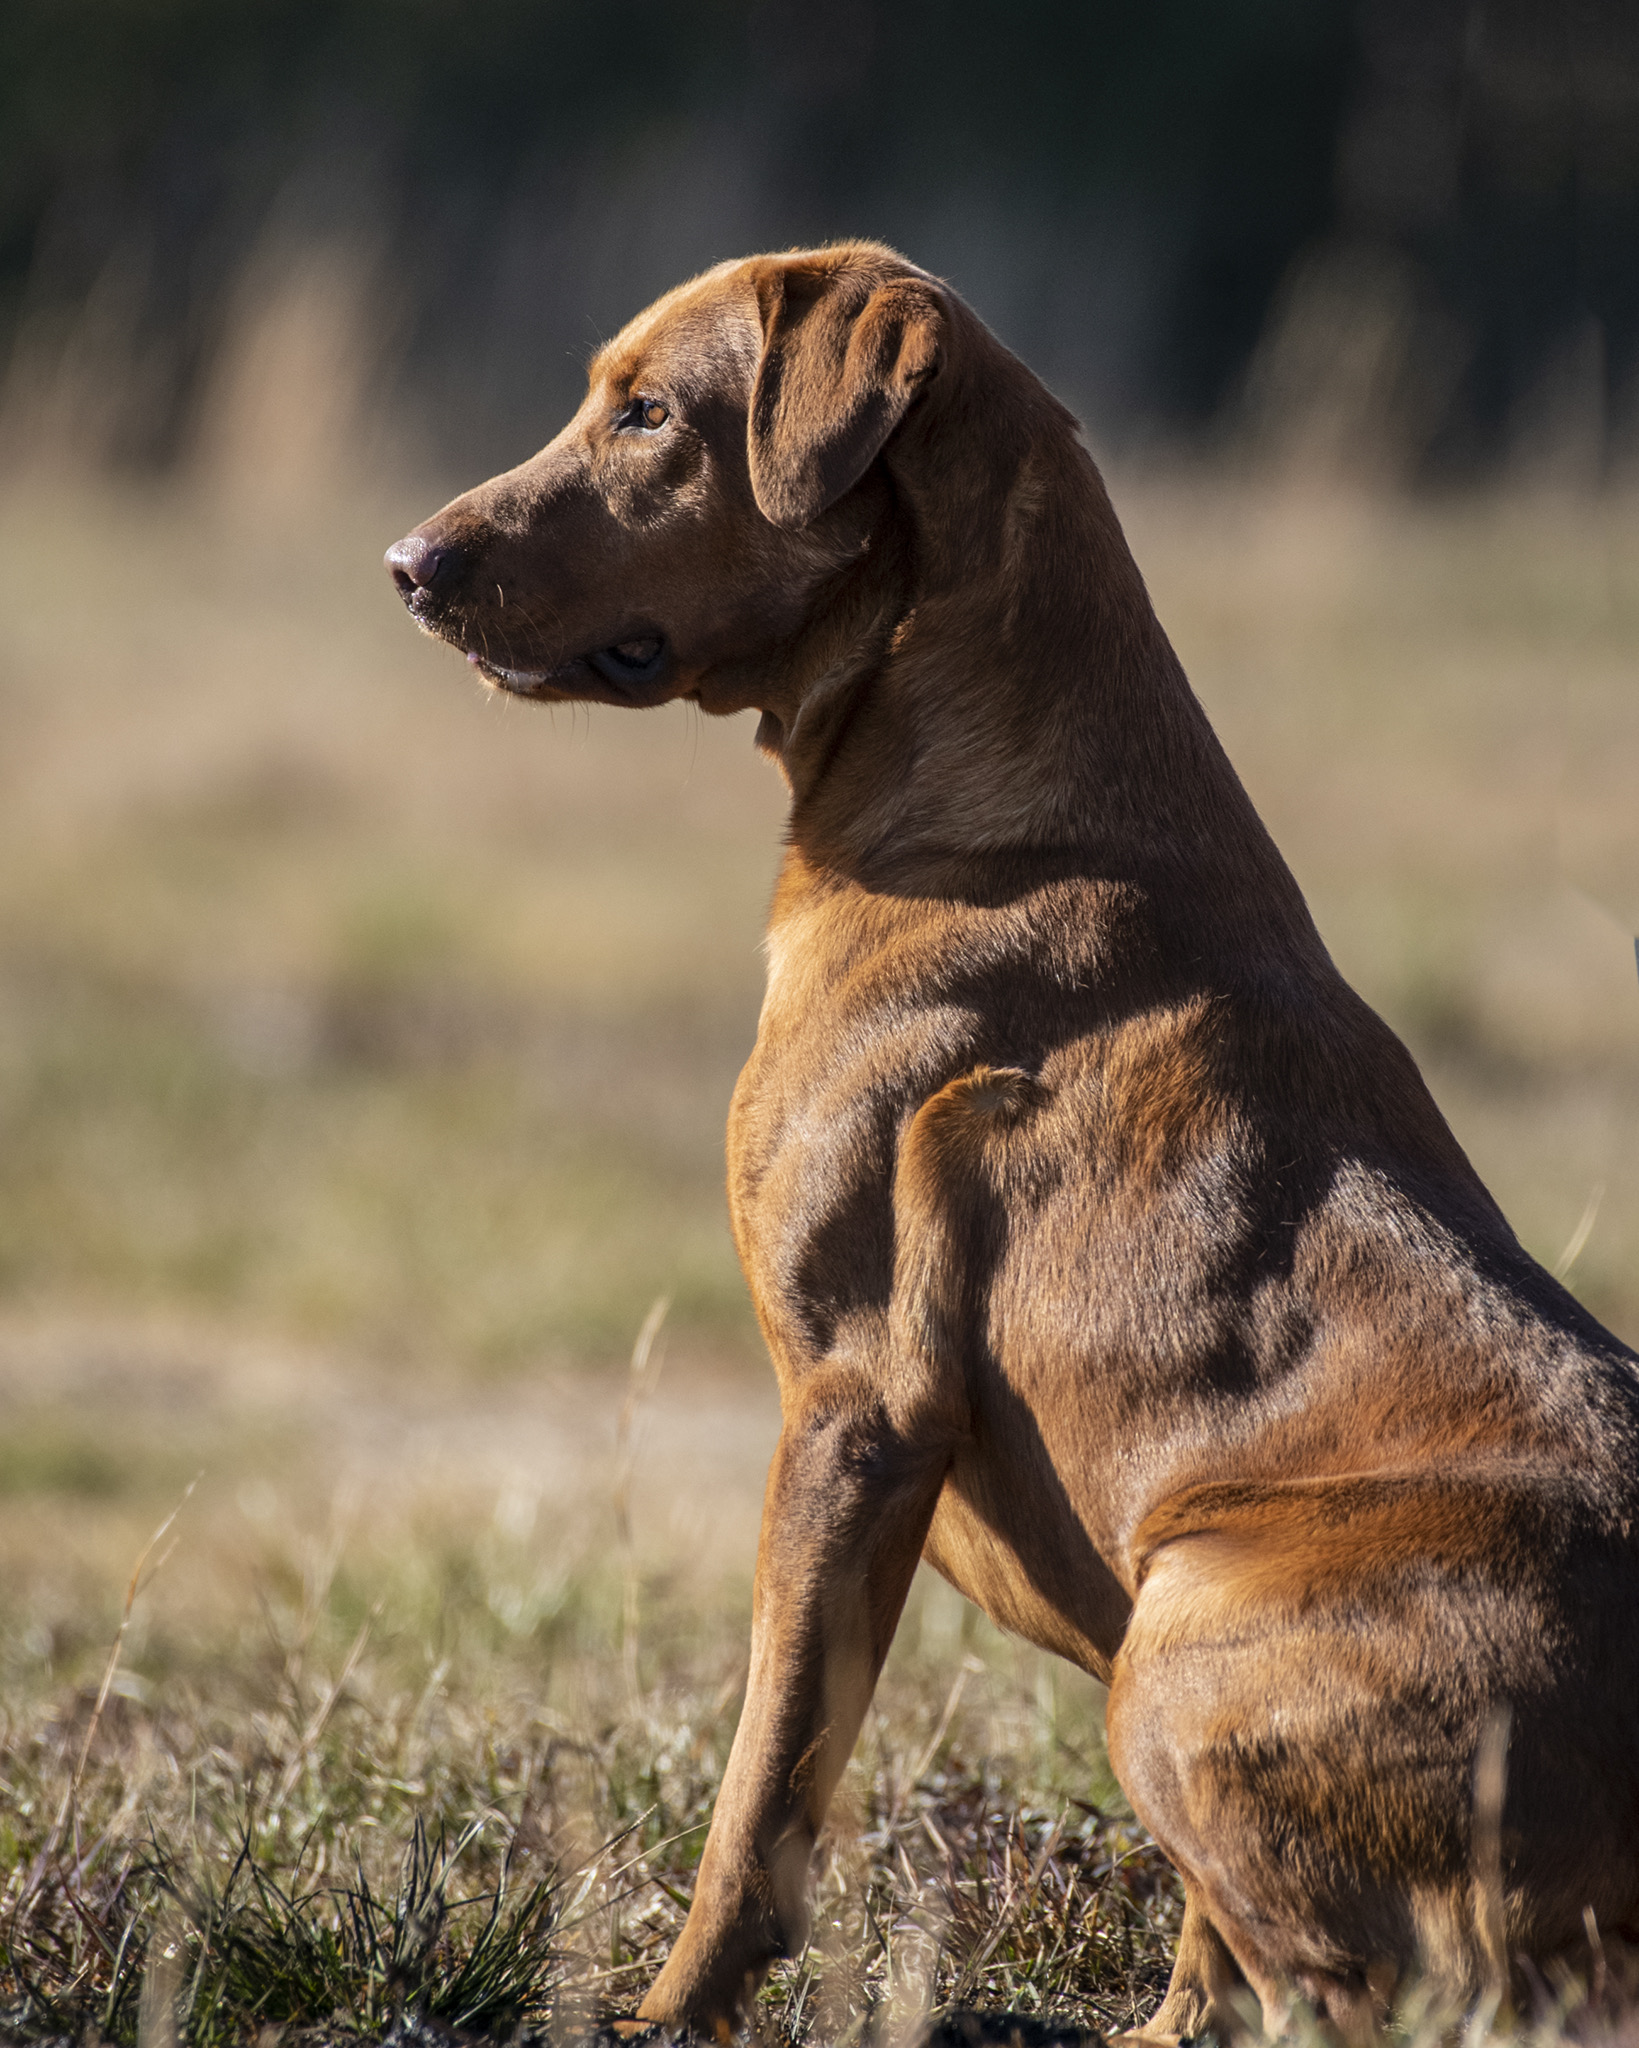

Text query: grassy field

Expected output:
[0,470,1636,2043]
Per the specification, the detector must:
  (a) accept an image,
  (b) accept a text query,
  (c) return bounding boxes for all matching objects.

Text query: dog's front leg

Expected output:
[637,1366,951,2038]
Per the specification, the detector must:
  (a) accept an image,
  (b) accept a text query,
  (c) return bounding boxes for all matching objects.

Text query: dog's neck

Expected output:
[752,304,1315,950]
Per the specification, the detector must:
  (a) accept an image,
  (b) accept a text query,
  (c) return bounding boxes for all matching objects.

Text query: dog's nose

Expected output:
[385,532,463,600]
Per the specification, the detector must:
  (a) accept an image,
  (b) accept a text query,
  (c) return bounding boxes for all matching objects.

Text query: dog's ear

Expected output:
[748,262,944,530]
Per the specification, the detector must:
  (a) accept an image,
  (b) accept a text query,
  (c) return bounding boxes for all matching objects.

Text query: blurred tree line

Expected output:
[1,0,1636,486]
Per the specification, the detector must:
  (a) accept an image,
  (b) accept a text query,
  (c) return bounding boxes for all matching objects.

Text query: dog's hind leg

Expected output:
[1121,1882,1248,2045]
[1105,1511,1454,2047]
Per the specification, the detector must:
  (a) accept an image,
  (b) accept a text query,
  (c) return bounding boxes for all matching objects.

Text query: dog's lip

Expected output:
[466,650,568,687]
[465,634,671,703]
[587,636,667,688]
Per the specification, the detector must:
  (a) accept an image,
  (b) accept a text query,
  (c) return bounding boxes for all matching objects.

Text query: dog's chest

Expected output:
[724,999,951,1381]
[724,871,1140,1383]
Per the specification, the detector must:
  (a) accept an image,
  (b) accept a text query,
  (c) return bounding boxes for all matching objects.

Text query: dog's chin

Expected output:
[465,636,672,705]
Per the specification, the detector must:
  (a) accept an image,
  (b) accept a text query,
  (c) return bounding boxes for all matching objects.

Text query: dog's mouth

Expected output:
[464,635,670,701]
[587,637,668,686]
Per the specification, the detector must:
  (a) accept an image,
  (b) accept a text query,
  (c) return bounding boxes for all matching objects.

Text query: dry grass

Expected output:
[0,469,1636,2043]
[0,1356,1160,2047]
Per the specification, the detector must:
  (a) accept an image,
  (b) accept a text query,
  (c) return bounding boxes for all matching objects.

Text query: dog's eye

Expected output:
[615,395,670,436]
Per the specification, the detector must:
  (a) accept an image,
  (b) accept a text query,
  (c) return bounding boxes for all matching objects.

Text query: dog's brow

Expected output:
[586,272,747,396]
[586,342,630,390]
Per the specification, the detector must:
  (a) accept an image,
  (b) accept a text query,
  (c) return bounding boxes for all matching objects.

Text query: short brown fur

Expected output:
[386,244,1639,2040]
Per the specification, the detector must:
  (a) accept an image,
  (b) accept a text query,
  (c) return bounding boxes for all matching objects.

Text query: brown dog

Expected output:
[386,244,1639,2041]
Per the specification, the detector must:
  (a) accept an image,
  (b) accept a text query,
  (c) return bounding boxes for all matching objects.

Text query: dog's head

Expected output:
[385,244,945,713]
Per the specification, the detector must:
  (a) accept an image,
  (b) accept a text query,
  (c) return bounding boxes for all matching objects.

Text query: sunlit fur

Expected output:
[390,244,1639,2043]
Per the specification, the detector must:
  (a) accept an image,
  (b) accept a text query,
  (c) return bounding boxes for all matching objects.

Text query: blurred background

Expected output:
[8,0,1639,483]
[0,0,1636,1783]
